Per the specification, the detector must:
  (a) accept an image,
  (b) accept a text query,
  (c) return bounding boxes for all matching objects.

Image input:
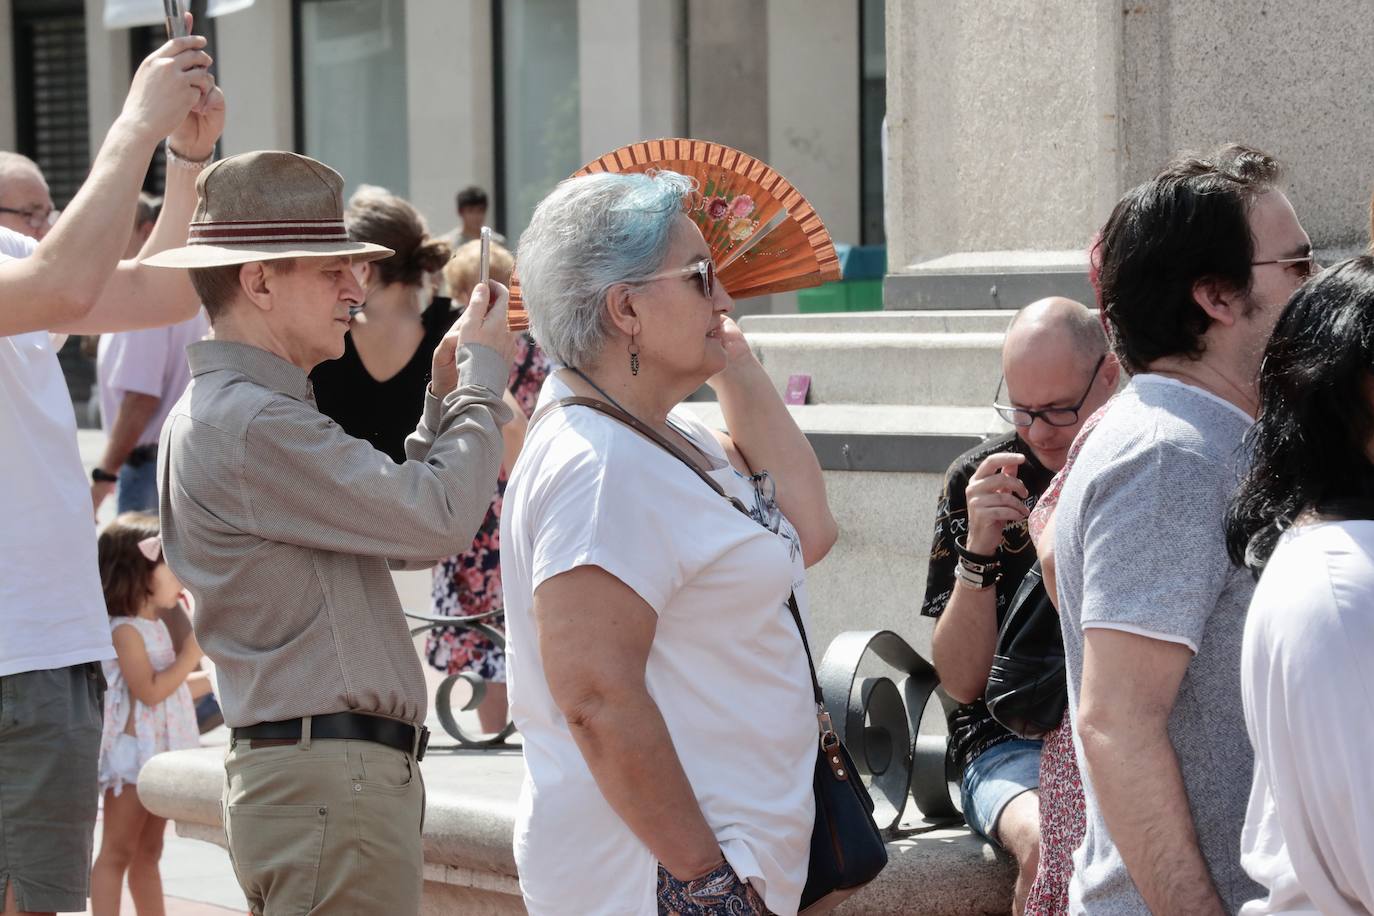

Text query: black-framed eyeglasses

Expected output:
[638,259,715,299]
[1252,254,1320,280]
[993,354,1106,428]
[0,205,56,230]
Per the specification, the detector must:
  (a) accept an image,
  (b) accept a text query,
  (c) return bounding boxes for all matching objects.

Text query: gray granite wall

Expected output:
[887,0,1374,275]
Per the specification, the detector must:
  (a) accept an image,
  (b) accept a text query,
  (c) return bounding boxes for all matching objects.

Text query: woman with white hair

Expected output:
[501,170,838,915]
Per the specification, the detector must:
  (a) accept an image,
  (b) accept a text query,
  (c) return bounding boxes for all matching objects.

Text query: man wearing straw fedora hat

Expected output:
[149,150,516,915]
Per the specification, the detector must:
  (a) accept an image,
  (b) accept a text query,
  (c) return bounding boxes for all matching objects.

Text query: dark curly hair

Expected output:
[1098,144,1282,373]
[1225,256,1374,571]
[98,512,162,618]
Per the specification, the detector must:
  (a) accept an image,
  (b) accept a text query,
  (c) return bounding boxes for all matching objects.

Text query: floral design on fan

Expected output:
[729,195,754,218]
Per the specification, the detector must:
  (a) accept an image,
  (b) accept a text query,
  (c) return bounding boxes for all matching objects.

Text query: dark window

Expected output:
[493,0,580,244]
[292,0,410,200]
[129,27,169,194]
[859,0,886,246]
[12,0,88,208]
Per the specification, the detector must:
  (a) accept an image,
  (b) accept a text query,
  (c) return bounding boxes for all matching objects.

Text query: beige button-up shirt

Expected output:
[159,339,511,728]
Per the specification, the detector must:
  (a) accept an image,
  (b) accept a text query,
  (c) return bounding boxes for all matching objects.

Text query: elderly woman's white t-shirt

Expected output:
[501,374,817,916]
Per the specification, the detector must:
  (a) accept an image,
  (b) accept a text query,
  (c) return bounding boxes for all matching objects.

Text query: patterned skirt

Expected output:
[1024,710,1086,915]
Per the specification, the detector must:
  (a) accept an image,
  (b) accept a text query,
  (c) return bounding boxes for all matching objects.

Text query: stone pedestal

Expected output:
[140,744,1013,916]
[884,0,1374,308]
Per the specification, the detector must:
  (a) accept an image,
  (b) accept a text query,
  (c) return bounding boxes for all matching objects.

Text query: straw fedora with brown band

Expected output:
[144,150,393,269]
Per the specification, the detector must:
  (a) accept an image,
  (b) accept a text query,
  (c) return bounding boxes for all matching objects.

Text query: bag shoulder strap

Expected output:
[530,395,826,707]
[531,395,744,506]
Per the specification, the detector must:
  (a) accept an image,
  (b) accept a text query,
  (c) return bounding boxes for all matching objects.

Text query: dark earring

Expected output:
[629,336,640,376]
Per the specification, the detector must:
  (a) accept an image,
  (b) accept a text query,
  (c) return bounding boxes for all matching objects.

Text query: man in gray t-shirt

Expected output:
[1054,145,1315,914]
[1056,377,1259,910]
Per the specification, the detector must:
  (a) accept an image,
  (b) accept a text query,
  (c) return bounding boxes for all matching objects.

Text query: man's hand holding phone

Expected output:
[164,0,190,38]
[430,280,518,398]
[964,452,1030,555]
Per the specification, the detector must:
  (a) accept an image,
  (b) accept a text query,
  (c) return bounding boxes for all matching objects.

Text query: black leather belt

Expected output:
[232,712,429,760]
[126,442,158,468]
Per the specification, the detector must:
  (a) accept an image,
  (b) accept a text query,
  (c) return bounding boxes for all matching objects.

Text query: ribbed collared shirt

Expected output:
[159,339,511,728]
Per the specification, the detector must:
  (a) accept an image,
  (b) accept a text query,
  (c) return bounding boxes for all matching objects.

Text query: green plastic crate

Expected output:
[796,279,884,313]
[845,278,883,311]
[796,282,850,313]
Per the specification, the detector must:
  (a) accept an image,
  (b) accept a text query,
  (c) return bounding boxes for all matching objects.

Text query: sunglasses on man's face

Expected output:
[1252,253,1321,280]
[638,259,716,300]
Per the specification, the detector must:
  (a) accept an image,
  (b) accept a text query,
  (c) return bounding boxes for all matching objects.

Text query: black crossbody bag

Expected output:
[532,396,888,913]
[984,560,1067,740]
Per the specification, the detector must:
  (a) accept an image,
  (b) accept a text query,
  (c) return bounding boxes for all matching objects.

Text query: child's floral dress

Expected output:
[98,616,200,796]
[427,335,550,681]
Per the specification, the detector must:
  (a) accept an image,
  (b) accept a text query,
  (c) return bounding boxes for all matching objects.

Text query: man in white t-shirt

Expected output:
[1054,145,1314,915]
[0,36,222,915]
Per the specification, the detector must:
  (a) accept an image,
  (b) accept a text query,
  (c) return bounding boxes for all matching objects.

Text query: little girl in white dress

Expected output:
[89,513,209,915]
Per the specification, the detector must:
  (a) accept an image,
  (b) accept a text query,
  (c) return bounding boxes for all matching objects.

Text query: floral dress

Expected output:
[1023,402,1111,915]
[98,616,200,796]
[426,334,551,680]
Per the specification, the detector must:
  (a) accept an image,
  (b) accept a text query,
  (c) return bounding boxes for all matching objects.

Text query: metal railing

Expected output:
[406,609,517,749]
[818,629,962,831]
[407,611,961,831]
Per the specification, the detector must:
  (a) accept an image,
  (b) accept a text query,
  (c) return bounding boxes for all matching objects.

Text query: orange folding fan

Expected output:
[507,138,842,331]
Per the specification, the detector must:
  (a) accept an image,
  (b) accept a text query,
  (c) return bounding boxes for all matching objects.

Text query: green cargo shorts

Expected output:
[0,662,105,913]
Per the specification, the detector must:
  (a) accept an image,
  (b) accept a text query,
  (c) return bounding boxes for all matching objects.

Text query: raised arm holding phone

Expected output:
[0,27,224,916]
[0,26,221,338]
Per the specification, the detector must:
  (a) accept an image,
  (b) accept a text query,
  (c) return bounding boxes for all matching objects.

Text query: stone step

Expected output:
[740,309,1015,334]
[679,402,1002,439]
[747,330,1005,406]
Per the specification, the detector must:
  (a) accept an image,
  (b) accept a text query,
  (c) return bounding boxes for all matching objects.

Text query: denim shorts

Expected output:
[960,737,1042,846]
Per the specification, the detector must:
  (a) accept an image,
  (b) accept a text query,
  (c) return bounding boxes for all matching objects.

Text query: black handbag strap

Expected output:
[530,395,827,708]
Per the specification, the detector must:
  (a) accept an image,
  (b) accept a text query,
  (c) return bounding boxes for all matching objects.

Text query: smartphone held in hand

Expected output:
[164,0,189,39]
[479,226,492,287]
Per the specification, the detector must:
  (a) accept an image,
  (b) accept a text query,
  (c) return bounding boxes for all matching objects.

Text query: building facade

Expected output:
[2,0,886,315]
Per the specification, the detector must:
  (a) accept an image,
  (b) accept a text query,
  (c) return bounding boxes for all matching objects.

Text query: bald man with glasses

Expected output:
[920,296,1120,914]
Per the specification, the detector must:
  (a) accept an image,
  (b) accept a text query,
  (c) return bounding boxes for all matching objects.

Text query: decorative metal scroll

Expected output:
[406,610,517,749]
[817,629,962,831]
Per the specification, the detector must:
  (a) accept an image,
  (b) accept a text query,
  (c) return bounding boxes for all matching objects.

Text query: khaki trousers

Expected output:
[223,731,424,915]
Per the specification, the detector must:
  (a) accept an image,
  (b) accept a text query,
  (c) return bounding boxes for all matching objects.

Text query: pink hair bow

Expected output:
[138,535,162,563]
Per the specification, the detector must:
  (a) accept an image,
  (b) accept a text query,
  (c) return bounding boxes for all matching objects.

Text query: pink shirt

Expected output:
[96,310,208,445]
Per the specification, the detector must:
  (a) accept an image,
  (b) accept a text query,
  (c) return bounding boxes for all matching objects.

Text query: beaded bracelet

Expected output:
[165,140,214,171]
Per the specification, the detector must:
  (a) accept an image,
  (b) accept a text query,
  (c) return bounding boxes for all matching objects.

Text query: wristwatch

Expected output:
[92,467,119,483]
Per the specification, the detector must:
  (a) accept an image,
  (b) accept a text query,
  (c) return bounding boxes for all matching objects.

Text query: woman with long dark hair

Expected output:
[1225,256,1374,915]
